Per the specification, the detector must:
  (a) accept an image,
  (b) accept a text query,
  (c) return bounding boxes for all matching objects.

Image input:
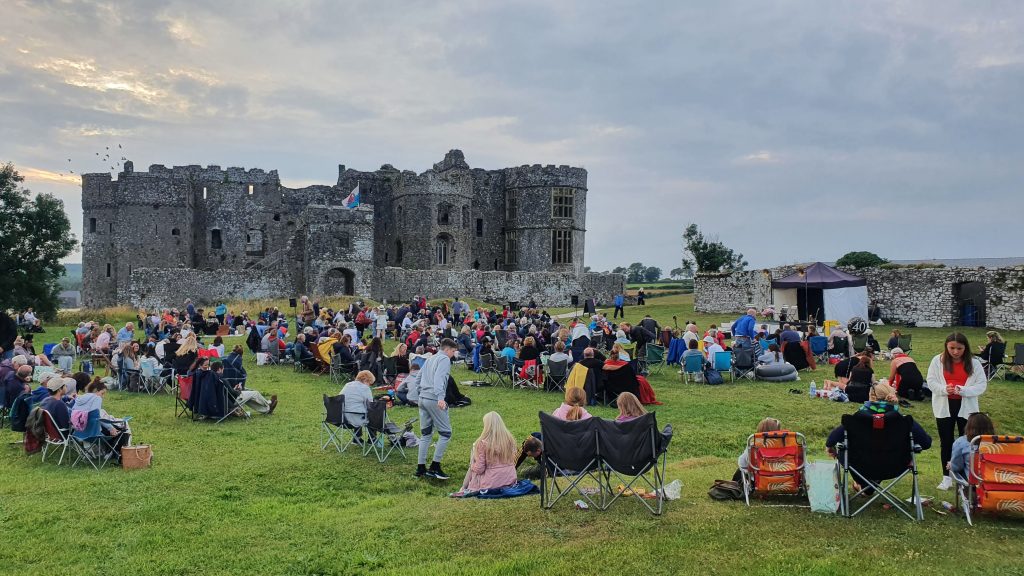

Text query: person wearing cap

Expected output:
[375,306,388,340]
[2,365,32,410]
[39,377,73,431]
[52,337,76,373]
[32,371,62,404]
[703,334,725,359]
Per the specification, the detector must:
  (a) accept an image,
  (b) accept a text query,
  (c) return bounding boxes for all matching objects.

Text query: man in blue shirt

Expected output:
[613,293,625,319]
[732,308,757,349]
[116,322,135,345]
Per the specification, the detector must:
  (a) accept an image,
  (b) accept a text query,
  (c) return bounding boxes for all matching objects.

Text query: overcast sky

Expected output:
[3,0,1023,274]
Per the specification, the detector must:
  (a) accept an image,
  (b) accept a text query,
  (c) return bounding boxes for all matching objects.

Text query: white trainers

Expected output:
[936,476,953,491]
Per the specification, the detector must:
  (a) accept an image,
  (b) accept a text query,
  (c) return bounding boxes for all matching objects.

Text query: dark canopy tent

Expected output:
[771,262,868,324]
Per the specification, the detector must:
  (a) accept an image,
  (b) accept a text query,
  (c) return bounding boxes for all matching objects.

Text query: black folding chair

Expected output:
[732,346,757,381]
[492,355,511,388]
[539,412,603,510]
[365,398,416,463]
[545,359,569,392]
[381,356,398,387]
[478,353,498,385]
[321,394,346,453]
[836,411,924,521]
[596,413,673,515]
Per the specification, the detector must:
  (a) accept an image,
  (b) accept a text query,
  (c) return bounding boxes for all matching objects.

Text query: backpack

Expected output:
[9,392,34,432]
[703,367,724,385]
[708,479,743,500]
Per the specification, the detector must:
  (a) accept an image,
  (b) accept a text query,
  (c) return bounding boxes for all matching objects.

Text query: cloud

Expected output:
[1,0,1023,273]
[18,166,81,187]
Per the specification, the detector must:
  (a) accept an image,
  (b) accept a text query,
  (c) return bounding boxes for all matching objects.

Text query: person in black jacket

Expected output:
[0,313,18,361]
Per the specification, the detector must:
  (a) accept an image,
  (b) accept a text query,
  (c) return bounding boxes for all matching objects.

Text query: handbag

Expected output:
[121,445,153,470]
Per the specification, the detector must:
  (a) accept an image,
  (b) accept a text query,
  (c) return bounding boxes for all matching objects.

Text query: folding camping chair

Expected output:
[41,409,72,466]
[545,359,569,393]
[596,413,674,515]
[539,411,604,510]
[139,362,165,394]
[643,344,667,375]
[831,337,850,358]
[292,346,309,373]
[174,374,193,420]
[713,351,734,383]
[681,354,704,383]
[330,353,357,384]
[836,411,924,521]
[364,398,416,463]
[897,334,913,354]
[954,434,1024,526]
[759,338,778,355]
[71,410,117,470]
[478,353,498,385]
[380,356,399,388]
[981,341,1007,381]
[740,431,807,506]
[215,382,252,424]
[512,358,541,390]
[492,355,513,388]
[732,346,757,381]
[851,334,869,354]
[809,335,830,364]
[321,394,346,453]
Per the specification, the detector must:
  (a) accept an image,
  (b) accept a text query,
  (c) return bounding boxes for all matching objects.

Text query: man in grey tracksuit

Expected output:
[415,338,457,480]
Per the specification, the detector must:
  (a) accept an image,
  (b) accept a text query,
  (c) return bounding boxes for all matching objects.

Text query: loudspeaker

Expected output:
[289,298,297,308]
[571,295,579,306]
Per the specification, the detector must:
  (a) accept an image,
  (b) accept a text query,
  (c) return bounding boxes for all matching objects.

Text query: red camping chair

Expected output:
[955,434,1024,525]
[175,374,194,420]
[740,430,807,506]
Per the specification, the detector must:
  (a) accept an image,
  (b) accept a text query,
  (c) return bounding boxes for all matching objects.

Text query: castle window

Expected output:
[246,229,264,255]
[248,184,254,195]
[154,224,158,236]
[476,218,483,237]
[552,187,574,219]
[385,252,389,264]
[436,235,449,265]
[273,213,281,221]
[171,228,180,236]
[551,229,573,264]
[211,229,223,250]
[462,206,470,228]
[506,192,517,222]
[437,203,451,225]
[504,230,518,266]
[109,222,113,233]
[473,259,480,270]
[203,187,208,200]
[337,233,351,250]
[396,240,403,264]
[89,218,96,233]
[397,206,404,225]
[106,263,111,278]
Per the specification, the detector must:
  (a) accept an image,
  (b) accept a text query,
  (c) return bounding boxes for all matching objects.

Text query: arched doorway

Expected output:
[324,267,355,296]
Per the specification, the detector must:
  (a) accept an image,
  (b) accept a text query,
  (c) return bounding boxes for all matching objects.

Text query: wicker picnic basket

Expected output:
[121,445,152,469]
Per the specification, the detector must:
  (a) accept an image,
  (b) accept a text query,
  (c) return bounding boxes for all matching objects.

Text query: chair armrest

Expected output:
[912,444,923,454]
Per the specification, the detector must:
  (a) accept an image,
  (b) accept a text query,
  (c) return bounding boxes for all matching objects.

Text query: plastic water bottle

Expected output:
[809,380,817,398]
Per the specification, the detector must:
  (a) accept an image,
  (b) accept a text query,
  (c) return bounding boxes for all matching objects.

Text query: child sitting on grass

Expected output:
[451,411,518,497]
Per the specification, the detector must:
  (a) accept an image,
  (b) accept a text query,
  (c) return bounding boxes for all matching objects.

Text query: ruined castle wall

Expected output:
[372,269,623,307]
[127,268,294,309]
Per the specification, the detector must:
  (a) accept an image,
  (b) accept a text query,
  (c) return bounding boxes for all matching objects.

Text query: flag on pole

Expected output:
[342,183,360,209]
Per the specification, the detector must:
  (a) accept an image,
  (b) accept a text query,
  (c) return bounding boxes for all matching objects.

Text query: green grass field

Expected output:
[3,294,1024,575]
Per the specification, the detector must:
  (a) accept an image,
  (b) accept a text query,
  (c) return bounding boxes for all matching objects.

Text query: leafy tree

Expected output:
[681,223,747,273]
[626,262,646,283]
[643,266,662,282]
[583,266,591,273]
[670,266,694,280]
[835,251,887,269]
[0,163,76,319]
[612,266,627,275]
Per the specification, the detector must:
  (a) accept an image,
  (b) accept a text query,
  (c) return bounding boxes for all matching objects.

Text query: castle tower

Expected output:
[386,150,474,271]
[502,164,588,274]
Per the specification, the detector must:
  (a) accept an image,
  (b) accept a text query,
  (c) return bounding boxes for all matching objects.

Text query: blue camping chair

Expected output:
[713,351,734,383]
[682,354,704,383]
[71,410,111,470]
[43,343,57,360]
[809,336,830,363]
[759,339,778,354]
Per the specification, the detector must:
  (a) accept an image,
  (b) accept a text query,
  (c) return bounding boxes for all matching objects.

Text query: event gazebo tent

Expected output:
[771,262,868,325]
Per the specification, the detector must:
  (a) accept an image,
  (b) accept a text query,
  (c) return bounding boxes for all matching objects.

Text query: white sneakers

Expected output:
[937,476,953,491]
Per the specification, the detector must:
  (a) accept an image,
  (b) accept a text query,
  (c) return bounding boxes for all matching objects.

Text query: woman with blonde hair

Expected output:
[734,417,783,480]
[173,332,200,374]
[553,387,591,421]
[614,392,646,423]
[453,411,518,497]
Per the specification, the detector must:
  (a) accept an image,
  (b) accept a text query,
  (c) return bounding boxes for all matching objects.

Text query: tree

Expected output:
[612,266,627,275]
[835,251,887,269]
[643,266,662,282]
[670,266,694,280]
[681,223,747,273]
[626,262,646,283]
[0,163,77,319]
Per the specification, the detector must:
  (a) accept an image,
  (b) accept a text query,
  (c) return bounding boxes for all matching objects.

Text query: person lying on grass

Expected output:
[451,411,518,497]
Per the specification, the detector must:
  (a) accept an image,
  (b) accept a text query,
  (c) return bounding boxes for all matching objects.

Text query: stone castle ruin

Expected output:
[81,150,624,308]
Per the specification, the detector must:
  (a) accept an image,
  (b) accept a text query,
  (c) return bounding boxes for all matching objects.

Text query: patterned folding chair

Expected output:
[740,431,807,505]
[955,434,1024,525]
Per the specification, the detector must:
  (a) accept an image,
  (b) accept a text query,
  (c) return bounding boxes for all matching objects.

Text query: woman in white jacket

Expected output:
[926,332,987,491]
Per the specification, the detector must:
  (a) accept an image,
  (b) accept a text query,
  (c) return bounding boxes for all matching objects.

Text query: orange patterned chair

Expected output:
[740,430,806,505]
[955,434,1024,525]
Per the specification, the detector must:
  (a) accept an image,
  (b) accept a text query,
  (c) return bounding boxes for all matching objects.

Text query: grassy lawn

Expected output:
[3,294,1024,575]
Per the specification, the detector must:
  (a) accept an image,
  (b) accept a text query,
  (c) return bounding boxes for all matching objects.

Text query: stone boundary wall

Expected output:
[125,267,625,310]
[372,268,623,307]
[695,265,1024,331]
[128,268,294,309]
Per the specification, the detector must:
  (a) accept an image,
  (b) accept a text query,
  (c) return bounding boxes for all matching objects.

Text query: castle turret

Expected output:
[502,164,587,274]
